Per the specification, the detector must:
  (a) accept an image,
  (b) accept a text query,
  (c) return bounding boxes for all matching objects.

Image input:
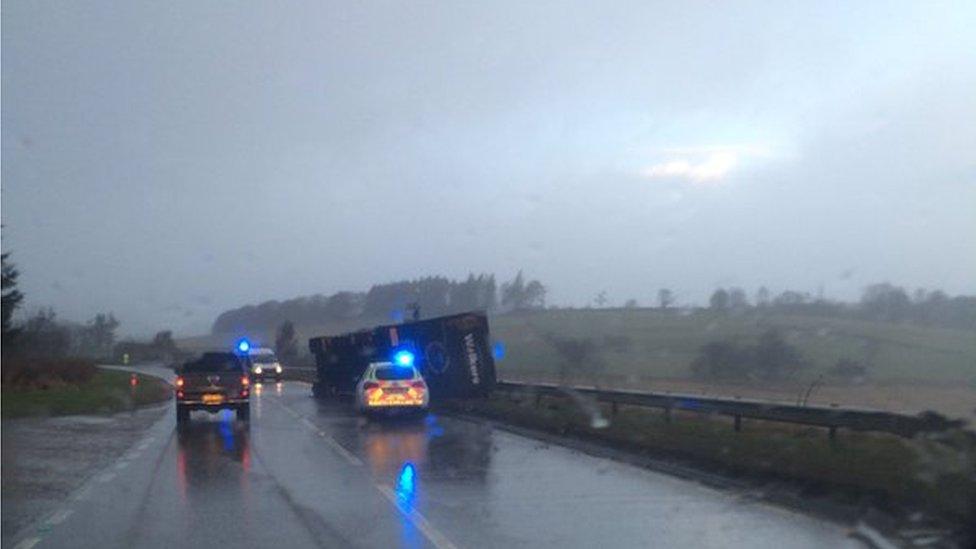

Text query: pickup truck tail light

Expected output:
[175,376,184,388]
[241,375,250,387]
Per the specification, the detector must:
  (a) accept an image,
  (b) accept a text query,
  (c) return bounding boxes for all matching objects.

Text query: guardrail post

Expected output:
[828,426,837,441]
[734,415,742,432]
[664,406,672,424]
[611,401,618,416]
[534,392,542,408]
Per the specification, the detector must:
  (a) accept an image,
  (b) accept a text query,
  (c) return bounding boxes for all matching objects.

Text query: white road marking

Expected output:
[115,461,129,470]
[12,537,41,549]
[72,487,91,501]
[47,509,73,525]
[319,434,363,467]
[376,485,458,549]
[97,472,116,483]
[278,402,363,466]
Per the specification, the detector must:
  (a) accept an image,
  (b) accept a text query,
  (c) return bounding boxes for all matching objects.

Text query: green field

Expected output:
[491,309,976,385]
[1,370,172,419]
[186,308,976,385]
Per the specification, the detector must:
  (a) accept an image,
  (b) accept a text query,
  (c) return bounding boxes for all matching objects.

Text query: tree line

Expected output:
[211,271,546,335]
[704,283,976,330]
[2,253,126,360]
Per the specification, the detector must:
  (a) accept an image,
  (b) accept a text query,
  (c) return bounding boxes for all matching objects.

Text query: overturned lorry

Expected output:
[308,311,496,400]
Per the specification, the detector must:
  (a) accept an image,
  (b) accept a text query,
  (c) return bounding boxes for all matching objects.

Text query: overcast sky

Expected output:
[3,1,975,336]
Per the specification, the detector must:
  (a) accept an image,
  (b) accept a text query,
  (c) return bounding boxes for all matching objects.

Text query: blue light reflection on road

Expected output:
[393,462,422,548]
[395,462,417,509]
[219,410,236,452]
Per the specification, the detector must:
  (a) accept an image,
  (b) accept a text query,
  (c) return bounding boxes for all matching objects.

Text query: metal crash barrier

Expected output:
[494,381,967,439]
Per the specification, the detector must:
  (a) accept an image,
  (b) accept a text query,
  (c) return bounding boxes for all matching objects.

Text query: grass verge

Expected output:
[443,390,976,524]
[2,369,172,419]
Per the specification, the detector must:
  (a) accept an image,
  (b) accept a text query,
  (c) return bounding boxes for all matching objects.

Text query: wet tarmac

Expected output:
[10,372,864,548]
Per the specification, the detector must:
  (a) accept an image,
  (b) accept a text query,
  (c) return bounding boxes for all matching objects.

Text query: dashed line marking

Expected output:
[47,509,73,525]
[115,461,129,470]
[376,485,458,549]
[12,537,41,549]
[97,472,116,483]
[278,402,363,467]
[273,397,453,549]
[319,434,363,467]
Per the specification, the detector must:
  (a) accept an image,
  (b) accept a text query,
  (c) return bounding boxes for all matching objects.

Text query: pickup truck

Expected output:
[175,351,251,425]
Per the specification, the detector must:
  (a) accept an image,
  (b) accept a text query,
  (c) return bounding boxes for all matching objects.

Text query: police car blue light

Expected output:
[393,350,415,367]
[236,339,251,353]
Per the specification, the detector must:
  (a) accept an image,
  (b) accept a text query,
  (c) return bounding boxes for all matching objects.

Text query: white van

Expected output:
[248,347,283,381]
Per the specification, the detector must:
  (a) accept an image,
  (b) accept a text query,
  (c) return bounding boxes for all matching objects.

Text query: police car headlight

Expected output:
[255,366,263,374]
[275,365,282,373]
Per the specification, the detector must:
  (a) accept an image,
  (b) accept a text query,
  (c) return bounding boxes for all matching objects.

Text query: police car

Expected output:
[354,351,429,416]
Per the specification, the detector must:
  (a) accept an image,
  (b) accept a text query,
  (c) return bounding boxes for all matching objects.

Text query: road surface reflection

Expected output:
[176,410,251,504]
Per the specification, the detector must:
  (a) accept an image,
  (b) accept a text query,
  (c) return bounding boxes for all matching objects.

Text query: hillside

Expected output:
[492,309,976,384]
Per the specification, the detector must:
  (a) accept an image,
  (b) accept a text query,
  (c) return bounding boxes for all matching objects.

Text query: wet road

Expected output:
[15,373,862,549]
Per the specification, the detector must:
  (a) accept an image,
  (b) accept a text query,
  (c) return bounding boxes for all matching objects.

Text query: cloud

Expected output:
[638,145,774,183]
[640,152,738,182]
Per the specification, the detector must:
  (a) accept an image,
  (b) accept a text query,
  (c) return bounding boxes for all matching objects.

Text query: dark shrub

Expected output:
[1,358,97,390]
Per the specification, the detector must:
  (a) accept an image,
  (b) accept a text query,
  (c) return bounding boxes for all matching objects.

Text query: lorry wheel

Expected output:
[237,406,250,421]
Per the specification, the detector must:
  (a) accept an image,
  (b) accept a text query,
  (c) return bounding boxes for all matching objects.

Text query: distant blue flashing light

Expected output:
[236,339,251,353]
[393,350,415,367]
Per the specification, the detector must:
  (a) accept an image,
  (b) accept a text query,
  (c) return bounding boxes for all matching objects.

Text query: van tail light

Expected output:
[175,376,184,388]
[177,390,185,399]
[241,375,250,387]
[410,381,426,390]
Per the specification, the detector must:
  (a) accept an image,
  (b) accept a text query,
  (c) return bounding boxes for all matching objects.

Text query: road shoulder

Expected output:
[1,402,169,539]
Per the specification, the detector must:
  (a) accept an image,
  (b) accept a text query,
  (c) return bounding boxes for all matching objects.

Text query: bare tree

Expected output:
[709,289,729,311]
[756,286,770,307]
[728,287,749,309]
[275,320,299,365]
[657,288,674,310]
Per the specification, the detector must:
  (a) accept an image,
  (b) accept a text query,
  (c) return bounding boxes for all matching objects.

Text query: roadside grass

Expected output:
[491,309,976,385]
[448,392,976,522]
[1,370,172,419]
